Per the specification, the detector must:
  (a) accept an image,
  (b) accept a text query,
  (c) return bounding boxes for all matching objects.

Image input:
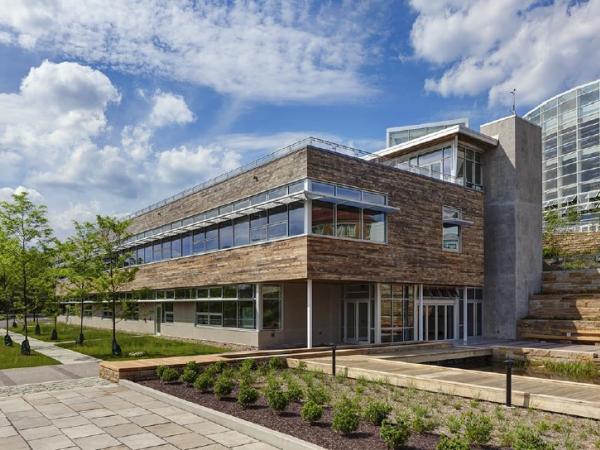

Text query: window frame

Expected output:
[442,206,462,253]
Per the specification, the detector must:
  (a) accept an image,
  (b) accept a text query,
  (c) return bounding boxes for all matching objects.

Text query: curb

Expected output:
[120,379,324,450]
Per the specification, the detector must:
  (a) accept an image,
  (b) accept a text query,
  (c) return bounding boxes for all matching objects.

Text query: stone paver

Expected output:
[0,381,280,450]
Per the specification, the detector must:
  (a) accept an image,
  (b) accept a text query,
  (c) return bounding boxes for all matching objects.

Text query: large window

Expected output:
[442,206,461,252]
[195,284,256,329]
[262,285,281,330]
[380,284,414,343]
[162,302,174,323]
[457,147,482,189]
[312,201,386,242]
[83,304,93,317]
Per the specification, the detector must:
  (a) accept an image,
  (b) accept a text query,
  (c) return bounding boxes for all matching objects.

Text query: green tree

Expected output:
[38,241,66,341]
[94,215,138,356]
[0,229,19,346]
[0,192,53,355]
[61,221,103,344]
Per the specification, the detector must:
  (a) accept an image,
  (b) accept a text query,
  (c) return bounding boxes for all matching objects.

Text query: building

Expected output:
[386,118,469,147]
[60,115,542,348]
[524,80,600,229]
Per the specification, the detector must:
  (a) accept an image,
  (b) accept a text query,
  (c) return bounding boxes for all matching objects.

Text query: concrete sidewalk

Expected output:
[1,328,99,365]
[0,362,100,388]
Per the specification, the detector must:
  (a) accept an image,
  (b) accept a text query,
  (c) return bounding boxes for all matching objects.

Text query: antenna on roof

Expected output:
[510,88,517,115]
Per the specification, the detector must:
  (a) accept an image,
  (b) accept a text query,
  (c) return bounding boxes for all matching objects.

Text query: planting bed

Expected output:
[140,359,600,450]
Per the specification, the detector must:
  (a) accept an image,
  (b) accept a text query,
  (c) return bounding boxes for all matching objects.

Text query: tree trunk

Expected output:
[78,297,84,344]
[111,293,121,356]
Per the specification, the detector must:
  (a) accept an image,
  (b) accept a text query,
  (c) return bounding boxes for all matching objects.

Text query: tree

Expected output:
[61,221,103,344]
[94,215,138,356]
[38,241,65,341]
[0,192,53,355]
[0,229,19,346]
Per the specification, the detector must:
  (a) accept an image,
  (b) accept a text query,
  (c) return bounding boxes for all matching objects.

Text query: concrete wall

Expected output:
[480,115,543,339]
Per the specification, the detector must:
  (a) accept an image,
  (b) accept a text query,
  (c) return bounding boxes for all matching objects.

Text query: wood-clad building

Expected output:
[61,115,543,348]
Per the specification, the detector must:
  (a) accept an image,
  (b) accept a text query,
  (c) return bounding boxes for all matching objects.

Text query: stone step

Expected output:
[518,319,600,344]
[542,269,600,294]
[529,294,600,320]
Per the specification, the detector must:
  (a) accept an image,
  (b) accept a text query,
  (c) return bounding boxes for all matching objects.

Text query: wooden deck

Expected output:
[288,353,600,420]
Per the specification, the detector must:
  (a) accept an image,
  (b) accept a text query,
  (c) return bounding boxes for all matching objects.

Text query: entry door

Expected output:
[155,305,162,335]
[424,303,455,341]
[344,301,370,344]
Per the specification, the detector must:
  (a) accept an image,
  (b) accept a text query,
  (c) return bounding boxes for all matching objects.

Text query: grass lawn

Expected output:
[0,344,60,370]
[21,321,116,342]
[59,334,225,361]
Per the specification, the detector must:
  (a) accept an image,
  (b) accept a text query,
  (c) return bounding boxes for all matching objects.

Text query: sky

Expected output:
[0,0,599,237]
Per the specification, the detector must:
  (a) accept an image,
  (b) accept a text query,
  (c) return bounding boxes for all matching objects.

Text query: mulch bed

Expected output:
[140,380,501,449]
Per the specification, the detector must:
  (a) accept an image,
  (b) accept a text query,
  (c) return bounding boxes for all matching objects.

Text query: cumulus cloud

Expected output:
[0,0,378,103]
[410,0,600,107]
[148,90,195,128]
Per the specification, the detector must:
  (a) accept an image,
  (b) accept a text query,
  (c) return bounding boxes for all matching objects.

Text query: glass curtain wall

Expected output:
[380,284,414,343]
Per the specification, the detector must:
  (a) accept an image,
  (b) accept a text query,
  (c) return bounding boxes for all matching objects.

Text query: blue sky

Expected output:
[0,0,598,236]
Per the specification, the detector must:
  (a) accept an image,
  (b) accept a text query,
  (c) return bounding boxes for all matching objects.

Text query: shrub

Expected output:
[380,417,411,450]
[411,406,437,433]
[446,415,462,435]
[265,386,289,413]
[240,358,256,372]
[306,383,330,406]
[193,372,214,392]
[363,400,392,426]
[181,367,198,384]
[301,400,323,424]
[237,383,259,408]
[155,364,168,378]
[185,361,199,372]
[513,425,555,450]
[207,360,226,375]
[286,377,304,403]
[463,411,493,445]
[331,397,360,435]
[214,374,234,400]
[268,357,286,370]
[436,434,470,450]
[160,367,180,383]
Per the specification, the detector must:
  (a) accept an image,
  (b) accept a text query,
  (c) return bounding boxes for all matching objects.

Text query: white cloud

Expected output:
[0,0,378,103]
[0,185,44,203]
[156,145,241,184]
[410,0,600,107]
[148,90,194,128]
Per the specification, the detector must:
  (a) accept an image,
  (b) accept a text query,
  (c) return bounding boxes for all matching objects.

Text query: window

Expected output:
[193,229,205,254]
[223,301,237,327]
[83,304,93,317]
[153,242,162,262]
[363,209,385,242]
[102,304,112,319]
[234,217,250,246]
[268,206,288,239]
[162,302,174,323]
[311,181,335,195]
[219,221,233,249]
[175,289,190,299]
[288,202,304,236]
[442,207,462,252]
[161,239,171,260]
[457,147,482,188]
[136,247,144,265]
[144,244,153,263]
[182,233,192,256]
[250,211,268,242]
[205,225,219,251]
[262,285,281,329]
[171,238,181,258]
[223,285,237,298]
[312,200,334,235]
[336,205,361,239]
[336,186,361,201]
[123,303,139,320]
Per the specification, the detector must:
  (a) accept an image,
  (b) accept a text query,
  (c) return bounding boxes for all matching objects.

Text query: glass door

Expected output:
[424,303,455,341]
[344,301,370,344]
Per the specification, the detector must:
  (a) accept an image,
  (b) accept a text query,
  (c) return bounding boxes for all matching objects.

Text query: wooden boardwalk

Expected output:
[289,354,600,420]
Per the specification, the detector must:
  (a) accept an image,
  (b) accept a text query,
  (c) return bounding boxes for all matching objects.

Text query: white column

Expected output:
[307,279,313,349]
[463,286,468,344]
[418,284,424,341]
[374,283,382,344]
[255,283,262,332]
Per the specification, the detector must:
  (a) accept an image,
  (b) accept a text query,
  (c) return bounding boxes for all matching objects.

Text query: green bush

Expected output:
[363,400,392,426]
[463,411,493,445]
[306,383,330,405]
[207,360,226,375]
[214,374,234,400]
[300,400,324,424]
[411,409,437,433]
[513,425,555,450]
[160,367,180,383]
[181,367,198,384]
[155,364,168,378]
[331,397,360,434]
[380,417,411,450]
[436,434,470,450]
[268,357,286,370]
[184,361,200,372]
[286,377,304,403]
[240,358,256,372]
[193,372,214,392]
[446,415,462,435]
[265,386,289,413]
[237,383,259,408]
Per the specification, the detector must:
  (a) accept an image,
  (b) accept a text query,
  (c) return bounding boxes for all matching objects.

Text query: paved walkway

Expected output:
[293,353,600,420]
[0,378,277,450]
[1,329,99,364]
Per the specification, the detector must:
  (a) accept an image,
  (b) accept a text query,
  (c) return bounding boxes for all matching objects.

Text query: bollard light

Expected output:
[505,358,514,407]
[331,343,337,376]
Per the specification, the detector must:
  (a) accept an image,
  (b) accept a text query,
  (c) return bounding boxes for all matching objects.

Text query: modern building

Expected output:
[524,80,600,228]
[386,118,469,147]
[60,115,542,349]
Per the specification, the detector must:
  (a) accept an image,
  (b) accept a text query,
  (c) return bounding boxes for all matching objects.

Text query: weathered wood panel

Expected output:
[542,269,600,294]
[128,149,308,234]
[529,294,600,320]
[123,237,308,291]
[305,149,484,286]
[518,319,600,342]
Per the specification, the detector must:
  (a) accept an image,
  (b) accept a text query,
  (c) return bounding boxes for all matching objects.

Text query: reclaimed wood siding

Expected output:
[123,237,308,291]
[128,149,309,234]
[305,149,485,286]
